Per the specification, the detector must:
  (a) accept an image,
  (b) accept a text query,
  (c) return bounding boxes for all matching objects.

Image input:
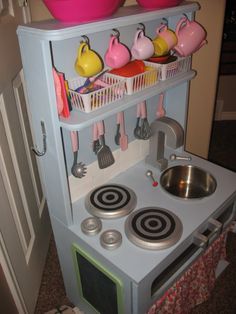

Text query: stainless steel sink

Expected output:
[160,165,217,199]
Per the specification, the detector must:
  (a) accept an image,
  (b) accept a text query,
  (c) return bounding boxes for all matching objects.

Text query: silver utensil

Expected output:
[70,131,87,178]
[134,103,142,139]
[97,121,115,169]
[140,101,152,140]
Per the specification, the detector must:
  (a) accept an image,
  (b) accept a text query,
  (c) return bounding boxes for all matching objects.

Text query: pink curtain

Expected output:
[147,225,233,314]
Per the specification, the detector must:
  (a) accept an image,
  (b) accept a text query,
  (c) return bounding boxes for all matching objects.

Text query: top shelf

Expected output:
[17,2,199,41]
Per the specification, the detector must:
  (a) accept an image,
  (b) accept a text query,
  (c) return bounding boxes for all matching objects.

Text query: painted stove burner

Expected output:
[125,207,183,250]
[85,184,137,219]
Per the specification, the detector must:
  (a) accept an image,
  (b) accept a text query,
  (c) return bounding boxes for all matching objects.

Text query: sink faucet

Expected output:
[146,117,184,171]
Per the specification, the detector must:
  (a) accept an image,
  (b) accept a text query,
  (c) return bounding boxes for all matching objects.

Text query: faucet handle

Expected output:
[146,170,158,187]
[169,153,192,161]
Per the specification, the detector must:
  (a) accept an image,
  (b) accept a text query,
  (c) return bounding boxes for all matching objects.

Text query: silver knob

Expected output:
[169,154,192,161]
[146,170,158,187]
[100,230,122,250]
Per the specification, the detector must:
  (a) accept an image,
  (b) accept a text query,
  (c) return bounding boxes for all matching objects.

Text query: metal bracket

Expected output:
[112,28,120,38]
[81,35,89,44]
[137,23,145,31]
[161,18,168,26]
[31,121,47,157]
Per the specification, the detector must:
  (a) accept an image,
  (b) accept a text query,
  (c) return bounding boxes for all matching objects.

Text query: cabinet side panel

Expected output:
[17,33,72,225]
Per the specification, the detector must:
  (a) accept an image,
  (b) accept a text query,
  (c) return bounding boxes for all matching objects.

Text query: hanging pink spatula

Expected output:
[118,111,128,151]
[92,123,100,154]
[156,92,166,119]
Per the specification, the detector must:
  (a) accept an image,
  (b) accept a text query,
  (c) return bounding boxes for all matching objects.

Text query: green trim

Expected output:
[72,243,124,314]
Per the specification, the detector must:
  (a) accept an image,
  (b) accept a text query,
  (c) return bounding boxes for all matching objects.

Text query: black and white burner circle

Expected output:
[125,207,183,250]
[85,184,137,219]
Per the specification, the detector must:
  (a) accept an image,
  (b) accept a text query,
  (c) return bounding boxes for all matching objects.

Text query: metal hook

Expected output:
[137,23,145,31]
[161,18,168,26]
[31,121,47,157]
[81,35,89,44]
[112,28,120,38]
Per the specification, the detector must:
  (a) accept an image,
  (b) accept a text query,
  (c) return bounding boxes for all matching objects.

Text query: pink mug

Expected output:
[131,29,154,60]
[105,35,131,69]
[174,16,207,57]
[155,24,178,51]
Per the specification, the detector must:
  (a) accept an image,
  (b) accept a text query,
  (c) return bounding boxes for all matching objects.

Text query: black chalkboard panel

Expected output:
[73,245,123,314]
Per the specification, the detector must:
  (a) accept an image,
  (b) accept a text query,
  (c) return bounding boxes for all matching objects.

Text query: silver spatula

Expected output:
[97,121,115,169]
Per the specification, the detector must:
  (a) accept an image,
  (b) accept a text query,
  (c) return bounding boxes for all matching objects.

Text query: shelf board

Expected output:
[59,70,196,131]
[17,2,199,41]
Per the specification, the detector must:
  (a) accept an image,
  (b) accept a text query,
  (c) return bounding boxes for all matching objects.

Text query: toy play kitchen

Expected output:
[17,2,236,314]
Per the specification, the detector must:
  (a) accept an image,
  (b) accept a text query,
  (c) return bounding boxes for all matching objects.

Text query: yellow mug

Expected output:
[152,36,169,57]
[75,42,103,77]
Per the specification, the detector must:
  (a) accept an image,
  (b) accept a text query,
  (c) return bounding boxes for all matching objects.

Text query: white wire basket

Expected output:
[108,61,159,95]
[155,56,191,81]
[68,74,125,113]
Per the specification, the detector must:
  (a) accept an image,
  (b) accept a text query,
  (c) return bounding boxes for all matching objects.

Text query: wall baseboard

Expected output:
[214,99,236,120]
[220,111,236,120]
[214,99,224,120]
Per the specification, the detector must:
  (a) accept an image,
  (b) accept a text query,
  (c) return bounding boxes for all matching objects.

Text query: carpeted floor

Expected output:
[35,120,236,314]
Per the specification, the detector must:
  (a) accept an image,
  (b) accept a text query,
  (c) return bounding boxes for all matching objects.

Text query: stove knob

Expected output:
[169,153,192,161]
[146,170,158,187]
[81,217,102,236]
[100,230,122,250]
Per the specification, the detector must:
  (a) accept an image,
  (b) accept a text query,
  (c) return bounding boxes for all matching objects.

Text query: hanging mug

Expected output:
[156,25,178,50]
[152,24,178,56]
[75,42,103,77]
[105,35,131,69]
[131,29,154,60]
[174,16,207,57]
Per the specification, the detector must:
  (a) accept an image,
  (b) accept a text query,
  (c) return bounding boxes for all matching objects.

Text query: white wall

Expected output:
[185,0,226,158]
